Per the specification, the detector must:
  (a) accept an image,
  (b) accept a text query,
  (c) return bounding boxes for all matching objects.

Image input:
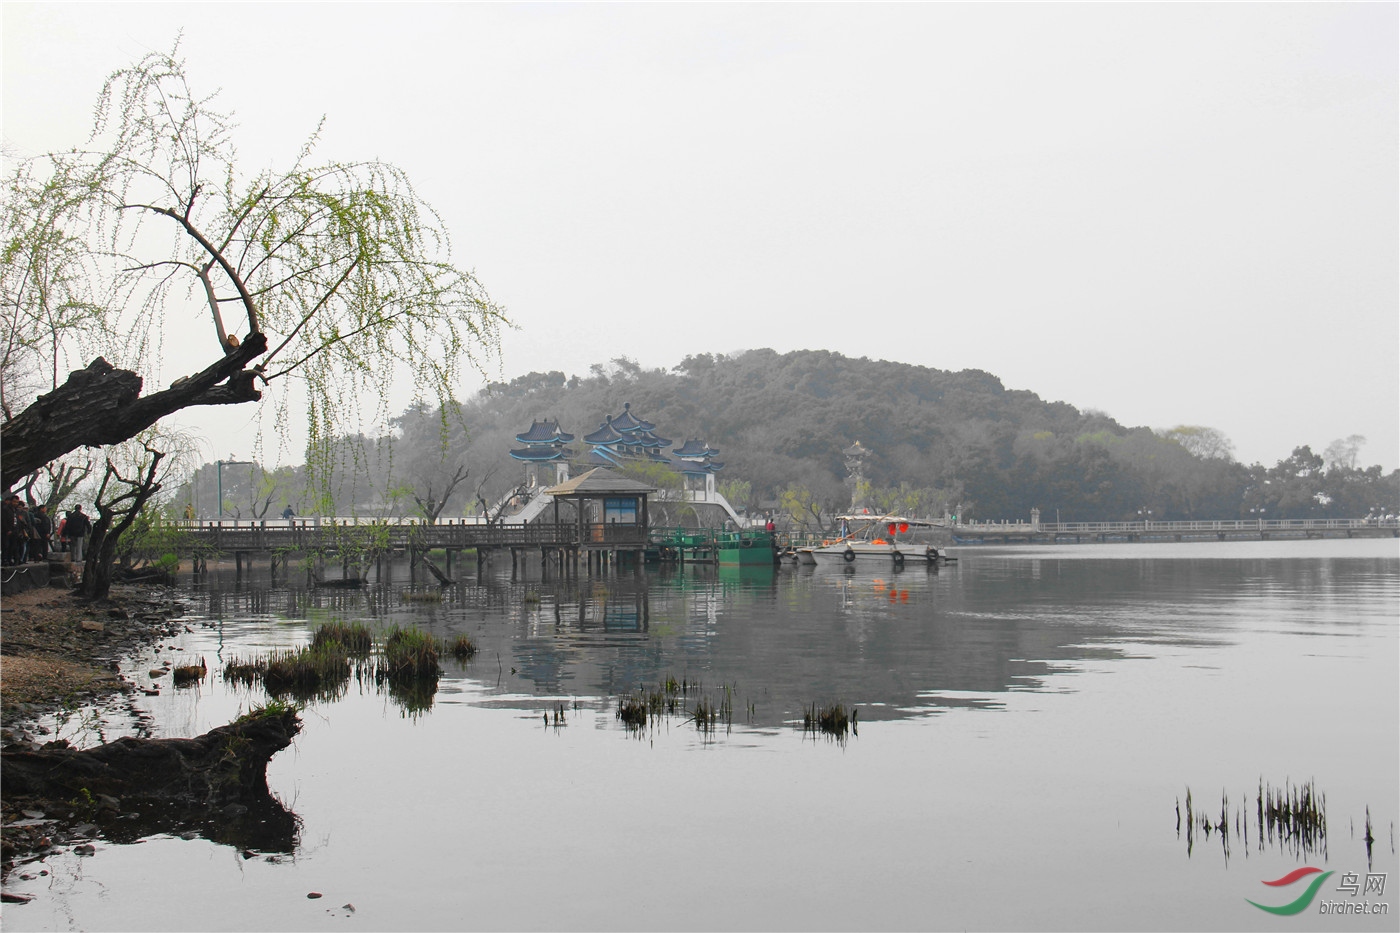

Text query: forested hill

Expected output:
[425,349,1394,524]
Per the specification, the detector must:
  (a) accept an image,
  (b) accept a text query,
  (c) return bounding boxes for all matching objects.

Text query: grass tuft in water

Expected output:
[803,702,852,740]
[223,656,267,686]
[616,695,649,730]
[311,621,374,656]
[235,698,299,722]
[1182,778,1330,861]
[615,677,742,735]
[449,634,478,662]
[263,642,353,701]
[172,657,207,686]
[381,625,441,679]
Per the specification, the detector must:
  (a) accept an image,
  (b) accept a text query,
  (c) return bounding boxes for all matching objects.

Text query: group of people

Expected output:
[1,494,91,566]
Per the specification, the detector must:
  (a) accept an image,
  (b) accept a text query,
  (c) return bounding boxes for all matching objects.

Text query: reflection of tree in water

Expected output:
[377,669,439,717]
[428,561,1213,725]
[101,788,301,856]
[193,555,1370,729]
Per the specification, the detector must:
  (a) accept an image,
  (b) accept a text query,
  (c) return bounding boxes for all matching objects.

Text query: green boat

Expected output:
[716,530,778,566]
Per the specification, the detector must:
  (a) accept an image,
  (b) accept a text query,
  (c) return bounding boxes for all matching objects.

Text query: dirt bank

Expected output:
[1,584,191,877]
[1,585,188,715]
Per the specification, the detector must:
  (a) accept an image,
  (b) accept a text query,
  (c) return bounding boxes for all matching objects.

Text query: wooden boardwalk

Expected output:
[180,519,645,551]
[176,519,650,581]
[172,516,1397,580]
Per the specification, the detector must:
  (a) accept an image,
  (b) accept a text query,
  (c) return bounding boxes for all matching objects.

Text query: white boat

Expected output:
[802,515,955,568]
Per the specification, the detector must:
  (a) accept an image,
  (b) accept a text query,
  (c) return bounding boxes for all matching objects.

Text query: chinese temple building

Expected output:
[508,418,575,488]
[672,438,724,499]
[509,403,724,498]
[582,403,673,468]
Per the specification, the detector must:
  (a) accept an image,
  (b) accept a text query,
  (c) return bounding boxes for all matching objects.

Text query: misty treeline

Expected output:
[183,350,1398,526]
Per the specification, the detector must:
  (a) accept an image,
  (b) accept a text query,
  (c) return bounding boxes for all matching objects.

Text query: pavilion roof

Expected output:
[515,418,574,444]
[607,403,654,433]
[582,422,625,445]
[545,467,656,496]
[631,429,672,448]
[673,438,718,458]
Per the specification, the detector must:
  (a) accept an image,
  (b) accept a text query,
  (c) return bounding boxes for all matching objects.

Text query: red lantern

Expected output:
[899,522,909,534]
[887,523,896,536]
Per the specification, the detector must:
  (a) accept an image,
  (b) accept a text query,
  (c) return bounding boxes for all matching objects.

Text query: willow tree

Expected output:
[1,46,506,492]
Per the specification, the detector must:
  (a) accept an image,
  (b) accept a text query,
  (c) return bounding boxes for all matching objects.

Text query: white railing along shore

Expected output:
[957,518,1399,533]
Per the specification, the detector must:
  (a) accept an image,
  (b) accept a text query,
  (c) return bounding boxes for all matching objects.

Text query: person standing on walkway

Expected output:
[12,501,36,564]
[31,503,52,560]
[2,493,18,565]
[65,505,92,564]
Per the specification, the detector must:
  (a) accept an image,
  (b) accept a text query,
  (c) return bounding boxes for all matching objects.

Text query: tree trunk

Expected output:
[1,708,302,860]
[1,334,267,490]
[2,708,300,804]
[79,525,119,600]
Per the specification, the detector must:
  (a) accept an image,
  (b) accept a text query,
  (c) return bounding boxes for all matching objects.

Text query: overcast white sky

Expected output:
[4,2,1397,471]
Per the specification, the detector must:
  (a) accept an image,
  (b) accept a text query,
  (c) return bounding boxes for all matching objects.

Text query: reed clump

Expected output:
[616,676,735,734]
[372,626,442,716]
[449,634,478,661]
[234,698,299,725]
[617,695,649,729]
[263,643,352,701]
[1258,777,1326,855]
[803,702,854,740]
[172,657,207,686]
[223,656,267,686]
[380,625,441,678]
[694,685,735,734]
[1179,778,1329,861]
[311,620,374,656]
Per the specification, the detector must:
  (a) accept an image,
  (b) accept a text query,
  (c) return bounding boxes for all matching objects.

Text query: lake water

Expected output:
[3,538,1397,931]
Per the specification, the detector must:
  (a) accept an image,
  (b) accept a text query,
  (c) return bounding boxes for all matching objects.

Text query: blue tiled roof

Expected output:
[515,419,574,444]
[608,403,654,433]
[673,438,718,457]
[583,422,625,445]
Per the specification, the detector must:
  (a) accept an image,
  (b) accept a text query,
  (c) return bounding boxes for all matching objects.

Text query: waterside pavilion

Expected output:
[543,467,656,571]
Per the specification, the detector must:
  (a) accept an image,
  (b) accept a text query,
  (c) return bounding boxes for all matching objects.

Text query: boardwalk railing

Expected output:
[174,519,648,552]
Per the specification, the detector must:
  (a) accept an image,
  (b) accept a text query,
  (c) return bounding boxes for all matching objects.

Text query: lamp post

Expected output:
[216,458,253,520]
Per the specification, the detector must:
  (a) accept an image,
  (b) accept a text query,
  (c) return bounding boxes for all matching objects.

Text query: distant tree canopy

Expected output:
[189,349,1397,527]
[358,349,1395,525]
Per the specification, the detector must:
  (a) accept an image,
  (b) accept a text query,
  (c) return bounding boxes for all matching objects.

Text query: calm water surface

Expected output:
[4,539,1397,931]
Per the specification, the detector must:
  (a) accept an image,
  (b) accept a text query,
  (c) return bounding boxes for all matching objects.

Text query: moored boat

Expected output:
[716,529,779,566]
[804,515,955,568]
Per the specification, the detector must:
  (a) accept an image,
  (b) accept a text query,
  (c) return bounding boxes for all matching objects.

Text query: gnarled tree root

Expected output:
[2,707,299,805]
[2,708,302,869]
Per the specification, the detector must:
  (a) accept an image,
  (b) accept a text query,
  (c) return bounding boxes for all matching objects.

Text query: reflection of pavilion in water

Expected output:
[524,587,650,635]
[186,557,1283,727]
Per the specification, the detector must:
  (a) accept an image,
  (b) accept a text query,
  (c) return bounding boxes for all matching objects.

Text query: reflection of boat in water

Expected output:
[801,515,955,568]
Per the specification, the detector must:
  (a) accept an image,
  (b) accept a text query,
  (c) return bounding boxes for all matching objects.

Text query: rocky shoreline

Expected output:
[0,583,194,879]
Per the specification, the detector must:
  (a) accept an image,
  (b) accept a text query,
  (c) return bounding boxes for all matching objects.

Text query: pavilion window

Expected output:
[604,497,639,524]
